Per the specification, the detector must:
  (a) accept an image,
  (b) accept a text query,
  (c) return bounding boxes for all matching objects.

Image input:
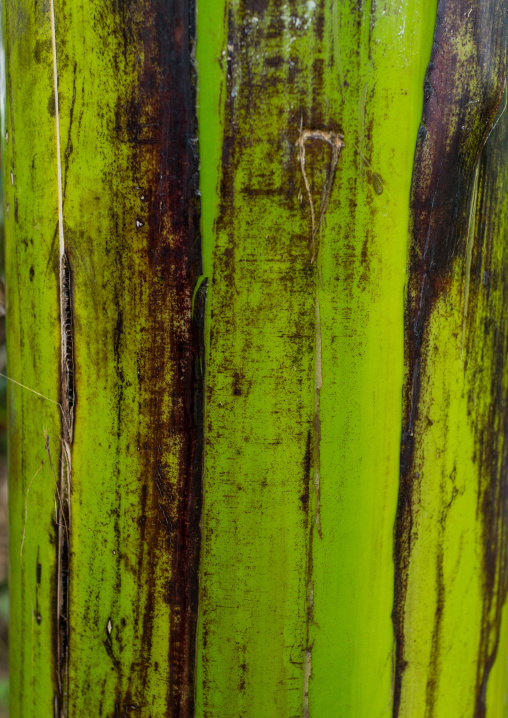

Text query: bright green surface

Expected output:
[5,0,194,713]
[396,88,508,716]
[48,0,189,712]
[6,0,508,715]
[196,1,436,715]
[3,0,62,710]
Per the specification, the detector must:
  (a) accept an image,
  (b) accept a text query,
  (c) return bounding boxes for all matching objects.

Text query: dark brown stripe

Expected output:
[392,1,507,715]
[126,0,202,713]
[54,253,75,718]
[71,0,202,712]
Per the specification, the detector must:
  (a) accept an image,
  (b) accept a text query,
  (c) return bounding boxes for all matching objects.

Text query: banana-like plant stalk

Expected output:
[3,0,508,716]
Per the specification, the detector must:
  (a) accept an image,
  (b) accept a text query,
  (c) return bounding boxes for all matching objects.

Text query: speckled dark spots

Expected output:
[392,1,507,715]
[33,38,50,64]
[360,234,369,267]
[29,265,34,281]
[300,431,312,514]
[232,372,243,396]
[103,625,121,673]
[113,304,124,370]
[107,0,203,712]
[205,0,340,708]
[48,89,55,117]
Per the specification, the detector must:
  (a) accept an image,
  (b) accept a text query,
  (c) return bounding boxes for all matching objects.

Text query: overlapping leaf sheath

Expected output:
[6,0,508,714]
[4,0,203,714]
[393,1,508,715]
[196,1,435,716]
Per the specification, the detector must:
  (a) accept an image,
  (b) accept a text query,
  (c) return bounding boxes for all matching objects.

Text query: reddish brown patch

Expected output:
[108,0,203,714]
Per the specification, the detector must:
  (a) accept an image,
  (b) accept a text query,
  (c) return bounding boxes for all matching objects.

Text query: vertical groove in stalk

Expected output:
[50,0,75,718]
[49,0,73,712]
[55,253,74,718]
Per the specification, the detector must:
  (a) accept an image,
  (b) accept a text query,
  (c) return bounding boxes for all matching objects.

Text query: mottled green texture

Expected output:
[5,0,201,713]
[392,2,508,714]
[7,0,508,715]
[3,0,62,711]
[395,82,508,716]
[196,1,436,716]
[395,107,508,716]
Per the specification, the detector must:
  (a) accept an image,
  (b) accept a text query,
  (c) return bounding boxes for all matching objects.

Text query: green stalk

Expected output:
[196,2,435,715]
[5,0,203,714]
[392,3,508,715]
[4,0,508,715]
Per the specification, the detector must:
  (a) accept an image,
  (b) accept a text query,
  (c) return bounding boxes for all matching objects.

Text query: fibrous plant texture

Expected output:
[4,0,508,716]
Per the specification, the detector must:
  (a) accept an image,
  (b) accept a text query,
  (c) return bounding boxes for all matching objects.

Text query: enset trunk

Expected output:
[3,0,508,716]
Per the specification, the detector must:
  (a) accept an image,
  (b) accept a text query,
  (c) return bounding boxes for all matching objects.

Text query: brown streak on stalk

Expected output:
[468,98,508,718]
[302,428,314,718]
[110,0,202,712]
[54,252,74,718]
[392,1,507,715]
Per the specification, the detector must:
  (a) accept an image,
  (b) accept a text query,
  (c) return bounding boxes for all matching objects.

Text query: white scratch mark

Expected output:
[296,127,344,262]
[0,372,63,412]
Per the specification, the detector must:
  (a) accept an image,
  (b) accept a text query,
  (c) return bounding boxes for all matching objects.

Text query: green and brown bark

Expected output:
[393,2,508,714]
[4,0,508,716]
[5,0,203,713]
